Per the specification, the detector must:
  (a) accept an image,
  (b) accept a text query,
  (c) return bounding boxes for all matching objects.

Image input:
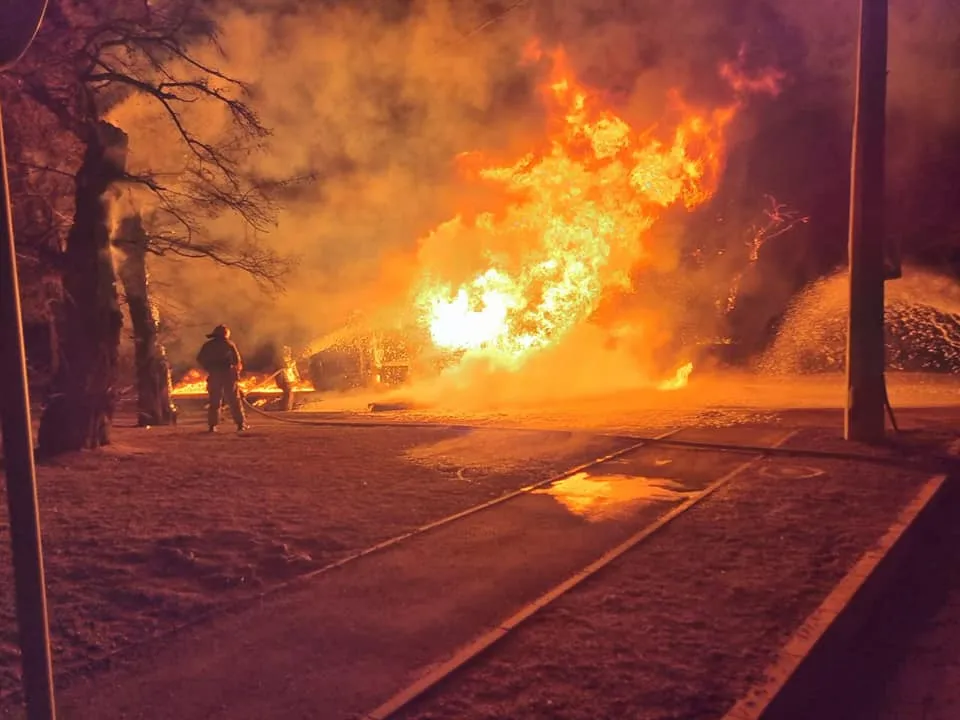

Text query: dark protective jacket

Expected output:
[197,337,242,374]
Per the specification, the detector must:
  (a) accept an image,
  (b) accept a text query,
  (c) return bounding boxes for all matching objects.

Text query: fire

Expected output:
[415,44,778,382]
[657,362,694,391]
[170,369,315,397]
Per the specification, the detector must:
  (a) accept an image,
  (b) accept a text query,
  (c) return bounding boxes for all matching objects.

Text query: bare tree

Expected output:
[113,210,179,427]
[3,0,296,452]
[0,90,78,388]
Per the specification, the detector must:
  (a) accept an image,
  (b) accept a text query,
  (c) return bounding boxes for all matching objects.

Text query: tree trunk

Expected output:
[37,122,127,457]
[114,211,178,427]
[46,312,58,380]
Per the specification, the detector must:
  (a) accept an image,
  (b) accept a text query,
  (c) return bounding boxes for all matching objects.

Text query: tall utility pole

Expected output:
[0,1,57,718]
[845,0,889,442]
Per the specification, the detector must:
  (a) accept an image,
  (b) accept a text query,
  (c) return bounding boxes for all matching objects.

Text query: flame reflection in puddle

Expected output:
[534,472,696,520]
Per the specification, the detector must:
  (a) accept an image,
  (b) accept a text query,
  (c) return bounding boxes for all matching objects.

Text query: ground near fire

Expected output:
[2,400,959,718]
[2,0,960,718]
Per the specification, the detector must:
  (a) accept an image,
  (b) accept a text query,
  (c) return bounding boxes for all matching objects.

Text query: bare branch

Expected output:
[9,160,76,179]
[466,0,531,38]
[13,0,299,294]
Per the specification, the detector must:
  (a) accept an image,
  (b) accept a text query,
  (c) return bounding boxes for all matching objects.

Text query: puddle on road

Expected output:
[534,472,697,521]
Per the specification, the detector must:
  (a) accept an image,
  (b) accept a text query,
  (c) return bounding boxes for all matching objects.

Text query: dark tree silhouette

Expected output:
[114,211,178,427]
[2,0,294,452]
[0,90,77,389]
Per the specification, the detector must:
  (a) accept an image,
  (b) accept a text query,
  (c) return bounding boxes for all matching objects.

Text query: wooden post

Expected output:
[845,0,888,442]
[0,103,58,720]
[0,2,57,716]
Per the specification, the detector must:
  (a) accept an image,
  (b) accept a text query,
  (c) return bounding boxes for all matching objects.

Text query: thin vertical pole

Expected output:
[0,102,58,720]
[845,0,889,442]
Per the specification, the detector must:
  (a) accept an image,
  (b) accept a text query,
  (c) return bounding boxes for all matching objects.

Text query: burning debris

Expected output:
[172,333,420,400]
[171,367,315,400]
[657,362,694,391]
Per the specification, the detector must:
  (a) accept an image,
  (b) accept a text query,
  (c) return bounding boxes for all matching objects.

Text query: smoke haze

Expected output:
[106,0,959,375]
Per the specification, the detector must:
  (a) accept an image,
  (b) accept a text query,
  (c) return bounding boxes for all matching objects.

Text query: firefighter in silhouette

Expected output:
[197,325,249,432]
[275,345,300,411]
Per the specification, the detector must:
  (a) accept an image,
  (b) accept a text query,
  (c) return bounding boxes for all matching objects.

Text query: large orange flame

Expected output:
[414,44,777,384]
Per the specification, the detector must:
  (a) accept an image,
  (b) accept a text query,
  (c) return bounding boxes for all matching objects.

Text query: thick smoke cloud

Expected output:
[109,0,959,370]
[113,0,544,364]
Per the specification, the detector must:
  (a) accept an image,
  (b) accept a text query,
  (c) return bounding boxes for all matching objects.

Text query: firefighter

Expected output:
[274,345,298,411]
[196,324,249,432]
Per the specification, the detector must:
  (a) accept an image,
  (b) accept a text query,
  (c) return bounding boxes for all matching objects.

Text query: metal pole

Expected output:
[0,102,58,719]
[845,0,888,442]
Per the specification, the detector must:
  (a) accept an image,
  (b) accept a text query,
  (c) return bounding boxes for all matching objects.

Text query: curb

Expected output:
[949,437,960,457]
[722,472,951,720]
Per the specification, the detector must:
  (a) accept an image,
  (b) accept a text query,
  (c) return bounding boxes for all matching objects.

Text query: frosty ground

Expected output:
[0,418,635,698]
[1,373,958,714]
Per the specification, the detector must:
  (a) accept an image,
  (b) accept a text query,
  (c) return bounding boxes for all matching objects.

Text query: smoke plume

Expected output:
[107,0,959,382]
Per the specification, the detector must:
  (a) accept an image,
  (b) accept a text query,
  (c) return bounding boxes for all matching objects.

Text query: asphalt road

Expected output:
[48,428,790,720]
